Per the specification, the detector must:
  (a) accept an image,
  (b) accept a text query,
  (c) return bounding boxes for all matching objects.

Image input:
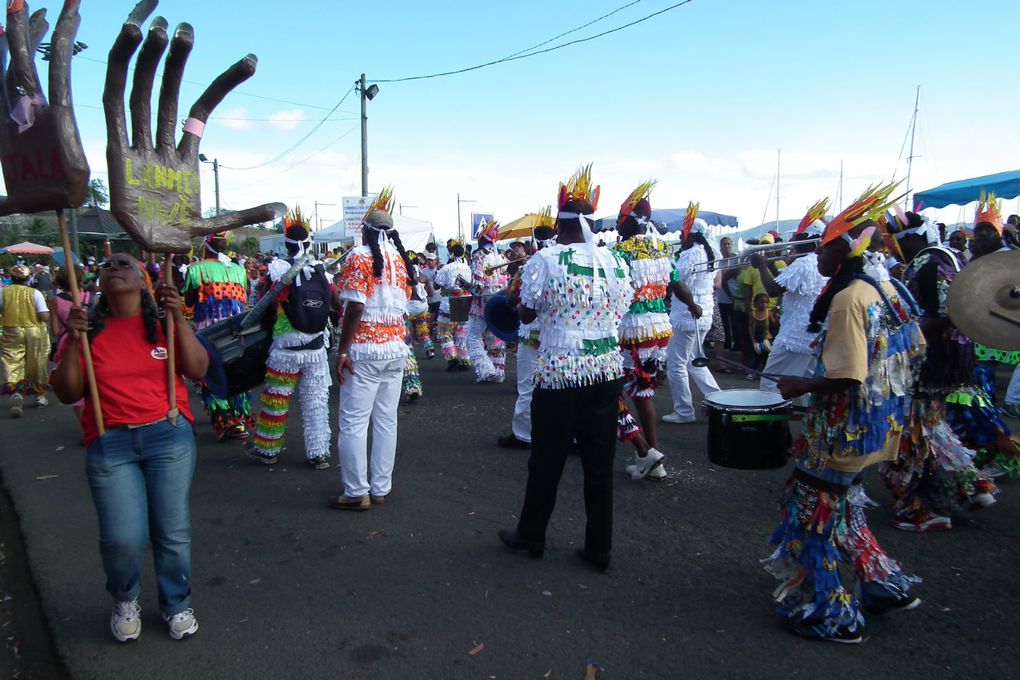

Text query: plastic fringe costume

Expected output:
[468,229,508,383]
[435,258,473,367]
[183,256,254,440]
[408,304,435,359]
[402,320,423,398]
[766,264,922,639]
[249,208,332,462]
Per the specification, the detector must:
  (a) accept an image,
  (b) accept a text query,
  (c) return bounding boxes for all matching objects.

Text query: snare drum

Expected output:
[448,295,472,323]
[703,389,791,470]
[195,314,273,399]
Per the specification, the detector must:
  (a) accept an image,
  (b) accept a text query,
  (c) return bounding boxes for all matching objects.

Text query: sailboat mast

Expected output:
[838,159,844,212]
[904,85,920,209]
[775,148,781,232]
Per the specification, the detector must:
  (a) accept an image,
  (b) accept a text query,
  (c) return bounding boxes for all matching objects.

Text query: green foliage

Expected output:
[86,178,110,208]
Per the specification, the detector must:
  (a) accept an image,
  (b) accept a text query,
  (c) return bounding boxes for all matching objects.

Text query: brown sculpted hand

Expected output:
[103,0,283,253]
[0,0,90,215]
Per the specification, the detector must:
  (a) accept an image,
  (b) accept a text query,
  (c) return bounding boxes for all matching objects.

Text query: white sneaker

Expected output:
[981,462,1007,479]
[34,395,48,408]
[628,448,665,480]
[110,599,141,642]
[163,608,198,640]
[647,464,668,480]
[10,393,23,418]
[662,412,697,424]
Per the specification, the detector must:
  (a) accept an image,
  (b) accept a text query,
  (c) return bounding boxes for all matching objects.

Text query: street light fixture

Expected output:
[399,203,417,215]
[198,154,220,216]
[357,74,380,198]
[456,194,476,242]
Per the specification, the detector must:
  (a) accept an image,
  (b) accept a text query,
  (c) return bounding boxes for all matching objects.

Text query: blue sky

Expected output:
[13,0,1020,239]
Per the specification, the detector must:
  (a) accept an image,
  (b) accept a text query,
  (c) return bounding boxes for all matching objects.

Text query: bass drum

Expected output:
[703,389,792,470]
[195,314,273,399]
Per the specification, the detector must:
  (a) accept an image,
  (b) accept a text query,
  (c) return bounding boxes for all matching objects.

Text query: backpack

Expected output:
[281,264,330,334]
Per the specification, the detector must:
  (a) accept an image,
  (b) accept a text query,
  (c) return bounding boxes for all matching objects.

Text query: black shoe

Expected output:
[497,434,531,450]
[446,360,459,372]
[789,620,863,644]
[497,529,544,558]
[576,548,610,574]
[861,595,921,615]
[457,363,470,372]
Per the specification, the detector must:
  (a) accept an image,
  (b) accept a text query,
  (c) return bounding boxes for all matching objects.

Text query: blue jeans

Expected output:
[86,419,196,615]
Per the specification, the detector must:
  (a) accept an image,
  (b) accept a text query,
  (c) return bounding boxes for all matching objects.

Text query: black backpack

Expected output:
[281,264,330,334]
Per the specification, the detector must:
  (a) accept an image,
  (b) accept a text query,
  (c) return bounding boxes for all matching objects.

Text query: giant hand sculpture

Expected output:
[0,0,89,215]
[104,0,283,253]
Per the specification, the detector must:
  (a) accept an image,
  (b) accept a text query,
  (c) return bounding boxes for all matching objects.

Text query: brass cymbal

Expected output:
[947,250,1020,351]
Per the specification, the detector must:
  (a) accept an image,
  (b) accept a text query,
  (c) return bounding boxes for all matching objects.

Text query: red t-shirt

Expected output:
[60,314,194,447]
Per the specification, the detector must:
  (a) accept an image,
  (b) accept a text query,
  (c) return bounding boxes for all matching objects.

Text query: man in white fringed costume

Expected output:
[467,220,509,383]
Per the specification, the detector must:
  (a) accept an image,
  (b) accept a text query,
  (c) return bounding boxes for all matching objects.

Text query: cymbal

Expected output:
[947,250,1020,351]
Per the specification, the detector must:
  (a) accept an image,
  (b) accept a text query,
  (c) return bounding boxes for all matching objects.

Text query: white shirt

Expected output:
[671,245,715,331]
[772,252,828,354]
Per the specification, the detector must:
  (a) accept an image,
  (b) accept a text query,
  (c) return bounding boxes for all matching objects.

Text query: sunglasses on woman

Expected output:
[99,257,138,271]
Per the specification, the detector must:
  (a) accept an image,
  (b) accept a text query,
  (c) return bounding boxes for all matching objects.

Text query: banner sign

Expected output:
[343,195,377,238]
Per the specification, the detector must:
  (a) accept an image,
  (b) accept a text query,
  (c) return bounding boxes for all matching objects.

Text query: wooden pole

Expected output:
[55,210,104,435]
[162,253,178,421]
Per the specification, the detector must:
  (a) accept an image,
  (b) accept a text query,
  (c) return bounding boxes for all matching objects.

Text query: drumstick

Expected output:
[56,210,105,435]
[162,254,178,422]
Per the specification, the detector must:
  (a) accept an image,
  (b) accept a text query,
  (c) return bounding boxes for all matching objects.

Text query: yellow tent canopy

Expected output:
[498,213,547,241]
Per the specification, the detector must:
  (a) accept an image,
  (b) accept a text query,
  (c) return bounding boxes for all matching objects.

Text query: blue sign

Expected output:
[471,213,494,238]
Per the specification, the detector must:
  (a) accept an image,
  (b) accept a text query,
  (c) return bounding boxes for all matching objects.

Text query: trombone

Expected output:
[484,257,528,275]
[689,238,819,274]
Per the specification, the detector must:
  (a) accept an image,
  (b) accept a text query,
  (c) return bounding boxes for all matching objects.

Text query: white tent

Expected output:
[312,214,434,252]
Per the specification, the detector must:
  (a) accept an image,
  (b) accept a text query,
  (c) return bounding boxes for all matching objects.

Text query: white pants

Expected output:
[759,346,816,407]
[1007,364,1020,406]
[512,343,538,443]
[666,327,719,418]
[337,356,404,498]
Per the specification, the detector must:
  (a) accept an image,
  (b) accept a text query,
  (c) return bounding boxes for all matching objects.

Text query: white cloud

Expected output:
[669,151,707,170]
[212,106,254,131]
[268,108,306,131]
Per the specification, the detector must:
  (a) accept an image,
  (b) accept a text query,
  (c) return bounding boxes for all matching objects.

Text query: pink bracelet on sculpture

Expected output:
[183,117,206,138]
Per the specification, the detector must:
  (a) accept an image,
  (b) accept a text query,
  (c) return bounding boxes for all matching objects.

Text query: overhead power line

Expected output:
[371,0,695,84]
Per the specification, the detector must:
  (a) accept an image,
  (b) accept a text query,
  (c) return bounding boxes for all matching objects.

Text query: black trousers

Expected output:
[516,378,622,556]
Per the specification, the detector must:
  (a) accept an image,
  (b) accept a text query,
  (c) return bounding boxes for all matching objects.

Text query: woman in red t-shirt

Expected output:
[51,255,208,643]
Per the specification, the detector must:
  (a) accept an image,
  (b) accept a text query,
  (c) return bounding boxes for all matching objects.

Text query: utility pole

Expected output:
[314,201,337,231]
[359,73,368,197]
[775,148,781,231]
[399,203,416,215]
[457,194,476,242]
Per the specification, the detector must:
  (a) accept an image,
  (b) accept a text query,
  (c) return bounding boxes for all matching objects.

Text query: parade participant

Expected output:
[421,251,443,327]
[247,209,333,470]
[876,209,998,530]
[49,265,95,433]
[434,241,473,371]
[51,254,207,642]
[331,188,413,510]
[664,203,718,424]
[498,209,555,450]
[405,251,435,360]
[467,219,509,383]
[0,264,50,416]
[612,182,683,478]
[182,233,254,441]
[499,165,632,573]
[750,201,829,404]
[769,185,924,644]
[716,237,736,350]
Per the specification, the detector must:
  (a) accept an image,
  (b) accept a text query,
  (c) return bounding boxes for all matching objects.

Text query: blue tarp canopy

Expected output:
[51,250,81,266]
[593,208,738,233]
[913,170,1020,210]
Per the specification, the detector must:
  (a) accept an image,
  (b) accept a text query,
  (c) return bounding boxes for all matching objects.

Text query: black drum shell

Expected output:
[195,314,273,399]
[705,400,791,470]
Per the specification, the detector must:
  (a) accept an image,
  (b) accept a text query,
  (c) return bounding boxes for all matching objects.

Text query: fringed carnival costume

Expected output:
[467,218,509,383]
[764,184,924,644]
[406,252,435,360]
[333,188,412,506]
[183,233,254,440]
[612,182,675,478]
[247,208,334,469]
[759,200,830,404]
[665,203,720,420]
[434,242,473,370]
[880,205,999,530]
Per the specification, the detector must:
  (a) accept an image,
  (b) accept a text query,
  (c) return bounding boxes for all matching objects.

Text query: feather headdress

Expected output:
[821,182,904,245]
[680,201,701,240]
[478,216,501,243]
[367,186,395,215]
[974,190,1003,234]
[617,180,656,227]
[558,163,600,212]
[284,206,309,230]
[795,198,829,236]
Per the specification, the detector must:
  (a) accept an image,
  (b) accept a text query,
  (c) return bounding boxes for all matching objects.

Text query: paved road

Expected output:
[1,350,1016,679]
